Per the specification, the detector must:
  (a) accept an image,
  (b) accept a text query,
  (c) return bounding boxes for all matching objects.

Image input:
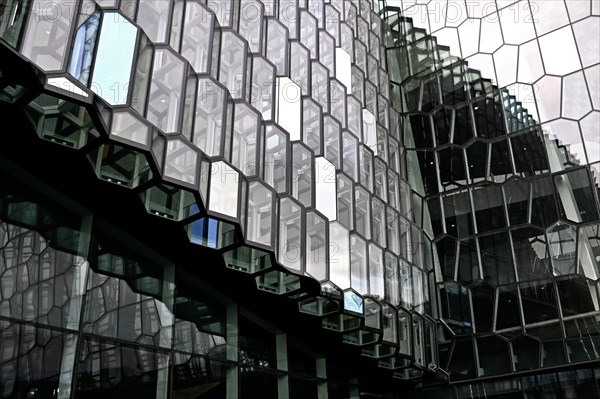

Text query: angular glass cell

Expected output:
[341,132,358,181]
[306,211,327,281]
[442,190,473,239]
[470,282,494,334]
[180,1,213,74]
[299,10,318,59]
[412,265,425,313]
[448,338,477,381]
[578,224,600,280]
[140,184,198,221]
[336,174,353,230]
[512,227,552,281]
[136,0,170,43]
[186,217,238,249]
[194,77,227,157]
[511,335,541,371]
[314,156,337,221]
[372,198,386,248]
[24,93,99,149]
[350,234,367,294]
[354,186,371,240]
[110,110,151,146]
[208,161,239,218]
[286,141,308,205]
[496,284,522,331]
[266,19,288,75]
[21,0,77,71]
[87,144,152,188]
[278,197,303,271]
[547,222,578,276]
[538,26,581,75]
[531,177,559,229]
[0,0,30,47]
[164,139,198,186]
[246,181,274,248]
[263,124,288,193]
[312,61,329,112]
[387,208,400,256]
[238,0,264,53]
[276,77,301,141]
[229,102,260,176]
[520,280,559,325]
[476,335,511,377]
[147,48,186,133]
[302,97,322,155]
[89,12,138,105]
[223,246,272,274]
[359,144,374,191]
[219,31,247,98]
[439,282,472,335]
[250,55,275,121]
[503,177,530,226]
[68,12,100,86]
[490,139,513,182]
[472,185,506,233]
[556,276,599,317]
[329,221,350,289]
[320,32,337,78]
[554,168,600,224]
[438,147,466,190]
[479,231,515,285]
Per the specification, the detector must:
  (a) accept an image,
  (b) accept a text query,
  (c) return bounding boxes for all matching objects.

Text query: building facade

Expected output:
[0,0,598,398]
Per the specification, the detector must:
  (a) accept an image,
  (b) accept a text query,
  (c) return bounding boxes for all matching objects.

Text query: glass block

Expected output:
[246,181,275,248]
[256,270,302,295]
[278,197,303,271]
[219,30,248,98]
[68,11,101,86]
[140,184,198,221]
[21,0,77,71]
[87,144,152,188]
[208,161,240,218]
[223,246,272,274]
[89,12,138,105]
[186,216,237,250]
[24,93,99,149]
[306,211,327,281]
[229,102,260,176]
[193,77,228,157]
[163,138,199,186]
[180,1,214,74]
[250,55,276,121]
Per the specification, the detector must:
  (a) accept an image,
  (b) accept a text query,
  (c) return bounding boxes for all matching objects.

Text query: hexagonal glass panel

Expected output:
[87,143,152,188]
[140,184,198,221]
[24,93,100,149]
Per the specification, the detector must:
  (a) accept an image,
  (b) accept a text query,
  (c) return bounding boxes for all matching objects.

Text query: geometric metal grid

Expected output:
[0,0,598,387]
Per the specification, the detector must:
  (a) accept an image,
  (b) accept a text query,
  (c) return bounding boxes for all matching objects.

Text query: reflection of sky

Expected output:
[190,217,218,249]
[386,0,598,166]
[91,13,137,105]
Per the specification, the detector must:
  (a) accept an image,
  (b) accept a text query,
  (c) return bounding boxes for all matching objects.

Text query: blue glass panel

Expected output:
[68,12,100,86]
[91,12,137,105]
[344,291,364,313]
[188,217,219,249]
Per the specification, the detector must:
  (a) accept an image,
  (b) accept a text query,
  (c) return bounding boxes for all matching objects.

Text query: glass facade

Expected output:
[0,0,598,397]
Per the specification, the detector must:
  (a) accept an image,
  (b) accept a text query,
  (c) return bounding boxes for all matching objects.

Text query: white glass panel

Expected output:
[315,157,337,221]
[538,26,581,76]
[276,77,302,141]
[335,48,352,94]
[209,161,239,218]
[329,221,350,289]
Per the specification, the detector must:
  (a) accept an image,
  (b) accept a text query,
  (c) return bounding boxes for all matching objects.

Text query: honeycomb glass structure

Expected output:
[0,0,599,398]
